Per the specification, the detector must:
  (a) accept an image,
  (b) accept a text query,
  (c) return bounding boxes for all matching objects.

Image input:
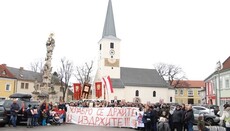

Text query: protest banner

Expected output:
[66,106,139,128]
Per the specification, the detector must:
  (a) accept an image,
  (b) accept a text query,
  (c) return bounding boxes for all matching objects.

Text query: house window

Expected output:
[188,89,194,97]
[135,90,139,96]
[153,91,156,97]
[99,44,101,50]
[21,83,25,89]
[25,83,29,89]
[170,97,172,102]
[175,89,178,95]
[180,89,183,95]
[225,79,229,88]
[220,79,223,89]
[110,42,114,48]
[5,84,10,91]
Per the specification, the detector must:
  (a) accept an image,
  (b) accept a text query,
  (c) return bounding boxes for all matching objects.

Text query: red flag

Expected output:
[95,82,102,98]
[73,83,81,100]
[102,76,114,93]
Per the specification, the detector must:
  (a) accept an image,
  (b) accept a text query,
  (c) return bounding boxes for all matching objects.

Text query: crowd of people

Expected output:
[8,99,230,131]
[9,99,66,128]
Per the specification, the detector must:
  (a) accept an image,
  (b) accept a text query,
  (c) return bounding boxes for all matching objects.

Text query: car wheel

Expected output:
[206,118,214,126]
[0,123,6,127]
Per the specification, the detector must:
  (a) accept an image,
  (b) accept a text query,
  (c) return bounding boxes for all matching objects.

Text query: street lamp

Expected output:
[216,61,222,107]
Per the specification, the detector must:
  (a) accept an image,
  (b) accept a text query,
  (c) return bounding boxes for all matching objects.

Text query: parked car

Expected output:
[0,105,8,127]
[193,108,220,125]
[0,99,39,124]
[192,106,215,116]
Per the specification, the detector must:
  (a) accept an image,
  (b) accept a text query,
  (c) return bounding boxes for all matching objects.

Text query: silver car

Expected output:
[193,108,220,125]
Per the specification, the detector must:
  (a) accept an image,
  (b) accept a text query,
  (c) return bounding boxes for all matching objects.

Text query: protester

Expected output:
[26,104,34,128]
[184,104,194,131]
[219,104,230,131]
[10,99,20,127]
[172,104,183,131]
[142,105,152,131]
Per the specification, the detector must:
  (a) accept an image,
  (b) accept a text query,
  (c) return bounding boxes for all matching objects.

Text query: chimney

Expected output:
[19,67,24,70]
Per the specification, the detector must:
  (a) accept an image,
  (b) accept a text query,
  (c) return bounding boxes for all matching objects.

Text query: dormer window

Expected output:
[2,70,6,75]
[19,74,23,78]
[110,42,114,49]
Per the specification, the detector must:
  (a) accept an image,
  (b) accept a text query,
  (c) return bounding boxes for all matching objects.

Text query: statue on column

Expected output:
[39,33,55,100]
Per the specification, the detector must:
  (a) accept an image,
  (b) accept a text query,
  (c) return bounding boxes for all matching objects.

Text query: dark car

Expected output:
[0,105,8,127]
[0,99,39,124]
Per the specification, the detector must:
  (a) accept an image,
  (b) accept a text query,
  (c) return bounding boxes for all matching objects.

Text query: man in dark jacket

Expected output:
[172,105,183,131]
[184,104,194,131]
[10,99,20,127]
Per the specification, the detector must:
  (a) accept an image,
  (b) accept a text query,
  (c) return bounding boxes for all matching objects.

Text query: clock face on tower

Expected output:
[109,49,115,56]
[104,58,119,67]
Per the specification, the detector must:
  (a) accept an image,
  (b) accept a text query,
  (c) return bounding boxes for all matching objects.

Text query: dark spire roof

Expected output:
[102,0,116,38]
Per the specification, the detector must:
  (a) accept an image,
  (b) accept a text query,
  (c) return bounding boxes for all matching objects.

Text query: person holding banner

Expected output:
[142,105,153,131]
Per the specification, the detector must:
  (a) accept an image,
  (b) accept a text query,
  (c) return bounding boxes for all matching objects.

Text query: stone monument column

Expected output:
[39,33,55,100]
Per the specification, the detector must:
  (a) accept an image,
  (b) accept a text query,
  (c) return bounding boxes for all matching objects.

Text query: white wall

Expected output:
[108,86,174,104]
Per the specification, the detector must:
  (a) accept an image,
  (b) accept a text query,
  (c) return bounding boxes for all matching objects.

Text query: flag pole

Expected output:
[104,84,106,100]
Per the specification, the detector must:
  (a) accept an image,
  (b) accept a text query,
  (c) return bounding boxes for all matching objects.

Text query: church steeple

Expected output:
[102,0,116,38]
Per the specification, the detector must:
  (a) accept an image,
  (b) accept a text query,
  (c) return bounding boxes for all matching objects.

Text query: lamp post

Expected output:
[216,61,222,107]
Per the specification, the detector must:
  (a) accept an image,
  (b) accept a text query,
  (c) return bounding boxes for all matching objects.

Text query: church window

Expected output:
[99,44,102,50]
[135,90,139,96]
[153,91,156,97]
[110,42,114,48]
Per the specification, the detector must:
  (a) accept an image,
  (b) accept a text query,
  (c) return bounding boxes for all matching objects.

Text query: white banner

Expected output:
[66,106,139,128]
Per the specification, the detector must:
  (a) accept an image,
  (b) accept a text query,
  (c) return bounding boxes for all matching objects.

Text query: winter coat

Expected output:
[172,109,183,123]
[184,109,194,124]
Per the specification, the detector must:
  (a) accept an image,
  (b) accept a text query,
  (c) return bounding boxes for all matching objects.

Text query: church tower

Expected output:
[97,0,121,79]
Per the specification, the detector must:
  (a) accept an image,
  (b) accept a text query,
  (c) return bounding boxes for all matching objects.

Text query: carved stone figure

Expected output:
[39,33,55,99]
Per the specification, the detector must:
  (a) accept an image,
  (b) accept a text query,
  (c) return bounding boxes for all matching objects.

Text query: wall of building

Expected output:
[0,78,16,99]
[108,86,174,104]
[175,88,201,104]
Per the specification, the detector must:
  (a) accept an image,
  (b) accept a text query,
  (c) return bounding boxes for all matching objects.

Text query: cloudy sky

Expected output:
[0,0,230,81]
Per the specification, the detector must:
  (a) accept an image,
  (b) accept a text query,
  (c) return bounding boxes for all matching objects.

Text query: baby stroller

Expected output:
[50,113,63,125]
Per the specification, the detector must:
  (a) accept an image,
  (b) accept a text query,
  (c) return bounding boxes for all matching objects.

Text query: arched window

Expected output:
[153,91,156,97]
[135,90,139,96]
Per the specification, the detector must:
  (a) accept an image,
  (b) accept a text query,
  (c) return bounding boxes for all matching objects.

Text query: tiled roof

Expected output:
[0,64,16,79]
[7,66,42,82]
[118,67,170,88]
[173,80,205,88]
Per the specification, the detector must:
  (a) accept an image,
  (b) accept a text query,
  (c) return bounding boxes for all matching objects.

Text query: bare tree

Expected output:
[30,59,44,73]
[74,61,94,85]
[58,58,73,101]
[154,63,187,87]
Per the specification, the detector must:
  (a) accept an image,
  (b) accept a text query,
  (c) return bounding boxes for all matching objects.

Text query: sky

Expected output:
[0,0,230,81]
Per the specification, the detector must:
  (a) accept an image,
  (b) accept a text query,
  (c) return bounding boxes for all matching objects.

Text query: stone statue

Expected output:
[40,33,55,99]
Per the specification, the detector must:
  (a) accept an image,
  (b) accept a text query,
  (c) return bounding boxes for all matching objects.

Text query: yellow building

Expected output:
[174,80,205,104]
[0,64,16,100]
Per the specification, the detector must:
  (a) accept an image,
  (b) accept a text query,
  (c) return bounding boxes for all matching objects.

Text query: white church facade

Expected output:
[94,0,175,104]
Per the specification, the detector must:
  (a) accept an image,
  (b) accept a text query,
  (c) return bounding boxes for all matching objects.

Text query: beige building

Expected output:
[6,66,65,102]
[174,80,205,104]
